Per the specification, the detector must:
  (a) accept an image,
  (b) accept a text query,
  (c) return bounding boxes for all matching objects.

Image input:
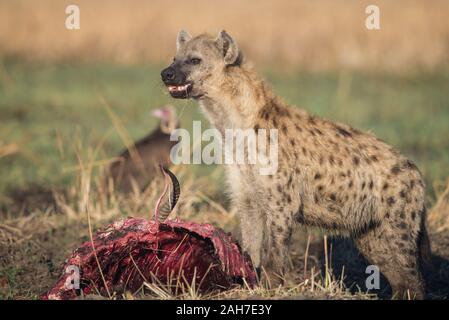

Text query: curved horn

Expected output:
[154,166,180,222]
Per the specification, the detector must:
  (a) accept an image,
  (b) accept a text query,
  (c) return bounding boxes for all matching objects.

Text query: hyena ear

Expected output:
[215,30,239,65]
[176,30,192,50]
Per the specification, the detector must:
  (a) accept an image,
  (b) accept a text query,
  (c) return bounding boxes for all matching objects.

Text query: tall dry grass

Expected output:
[429,179,449,233]
[1,0,449,72]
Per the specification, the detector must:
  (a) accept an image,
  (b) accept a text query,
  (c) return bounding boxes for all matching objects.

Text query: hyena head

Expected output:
[161,30,241,99]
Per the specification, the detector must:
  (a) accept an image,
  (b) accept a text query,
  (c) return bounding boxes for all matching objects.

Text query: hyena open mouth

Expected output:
[167,83,192,99]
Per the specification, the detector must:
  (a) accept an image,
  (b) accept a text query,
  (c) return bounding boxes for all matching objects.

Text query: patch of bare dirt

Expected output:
[0,218,92,299]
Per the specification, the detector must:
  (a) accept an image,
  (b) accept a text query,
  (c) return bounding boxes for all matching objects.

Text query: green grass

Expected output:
[1,60,449,299]
[1,60,449,204]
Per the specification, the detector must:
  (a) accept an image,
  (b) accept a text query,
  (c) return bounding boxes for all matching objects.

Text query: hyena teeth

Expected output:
[168,84,189,92]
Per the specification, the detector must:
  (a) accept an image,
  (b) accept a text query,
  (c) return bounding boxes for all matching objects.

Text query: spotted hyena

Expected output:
[161,30,432,299]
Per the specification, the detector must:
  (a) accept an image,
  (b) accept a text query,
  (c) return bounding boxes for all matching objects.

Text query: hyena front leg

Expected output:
[237,195,266,275]
[260,202,297,287]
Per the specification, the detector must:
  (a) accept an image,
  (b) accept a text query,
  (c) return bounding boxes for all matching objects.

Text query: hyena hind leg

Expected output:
[354,218,426,299]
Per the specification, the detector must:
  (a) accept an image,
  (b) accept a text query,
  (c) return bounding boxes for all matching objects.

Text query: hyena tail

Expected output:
[418,207,433,275]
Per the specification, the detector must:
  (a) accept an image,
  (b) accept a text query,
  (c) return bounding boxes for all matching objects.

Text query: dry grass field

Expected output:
[1,0,449,300]
[1,0,449,71]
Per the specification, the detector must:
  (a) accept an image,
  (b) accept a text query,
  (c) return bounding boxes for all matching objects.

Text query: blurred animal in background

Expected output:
[105,105,179,193]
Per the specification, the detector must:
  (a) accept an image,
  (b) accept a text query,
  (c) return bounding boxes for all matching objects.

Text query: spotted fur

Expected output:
[162,30,431,299]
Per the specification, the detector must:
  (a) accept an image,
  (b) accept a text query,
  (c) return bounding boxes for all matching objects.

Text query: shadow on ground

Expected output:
[325,233,449,299]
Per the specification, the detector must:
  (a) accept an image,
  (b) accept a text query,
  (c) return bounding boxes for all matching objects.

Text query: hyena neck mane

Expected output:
[198,63,278,132]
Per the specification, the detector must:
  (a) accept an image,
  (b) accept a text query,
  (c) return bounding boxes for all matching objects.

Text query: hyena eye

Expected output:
[187,58,201,65]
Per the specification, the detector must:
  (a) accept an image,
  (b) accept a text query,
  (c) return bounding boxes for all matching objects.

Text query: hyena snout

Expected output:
[161,65,186,84]
[161,65,192,99]
[160,66,176,82]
